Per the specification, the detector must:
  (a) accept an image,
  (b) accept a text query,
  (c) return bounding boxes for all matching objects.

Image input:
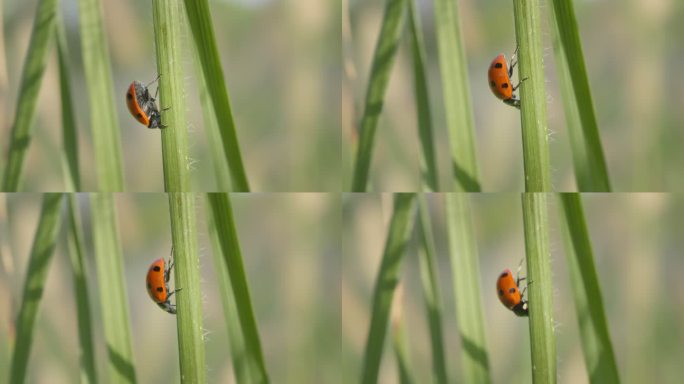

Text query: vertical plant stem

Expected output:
[512,0,551,191]
[9,193,63,383]
[521,193,555,383]
[167,193,204,382]
[361,193,416,384]
[445,193,490,383]
[2,0,57,191]
[350,0,407,192]
[91,193,136,382]
[391,292,415,384]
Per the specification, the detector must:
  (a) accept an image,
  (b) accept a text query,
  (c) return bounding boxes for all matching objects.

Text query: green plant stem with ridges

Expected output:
[207,193,269,382]
[408,0,438,192]
[350,0,407,192]
[2,0,57,191]
[91,193,136,382]
[433,0,480,192]
[446,193,491,383]
[558,194,619,383]
[78,0,125,191]
[9,193,63,383]
[521,193,555,383]
[391,308,415,384]
[153,0,190,192]
[184,0,250,191]
[416,195,448,383]
[550,0,611,191]
[512,0,551,192]
[361,193,416,384]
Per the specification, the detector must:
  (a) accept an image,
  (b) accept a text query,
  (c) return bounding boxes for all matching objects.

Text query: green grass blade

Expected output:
[549,1,611,191]
[168,193,205,382]
[183,0,250,191]
[207,203,250,382]
[558,194,619,383]
[407,0,439,192]
[9,193,63,383]
[78,0,125,191]
[2,0,57,191]
[206,193,268,382]
[512,0,552,192]
[56,13,81,192]
[90,193,136,382]
[361,193,416,383]
[445,193,491,383]
[153,0,191,192]
[433,0,480,192]
[350,0,407,192]
[65,194,97,382]
[416,194,448,383]
[391,296,415,384]
[521,193,555,383]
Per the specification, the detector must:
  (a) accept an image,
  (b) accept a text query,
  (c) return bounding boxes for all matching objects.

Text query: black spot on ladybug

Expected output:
[501,83,509,89]
[156,286,164,293]
[494,62,503,69]
[137,113,143,119]
[508,287,516,294]
[499,271,508,278]
[127,92,133,100]
[498,289,504,296]
[153,266,161,272]
[490,81,496,88]
[147,282,152,290]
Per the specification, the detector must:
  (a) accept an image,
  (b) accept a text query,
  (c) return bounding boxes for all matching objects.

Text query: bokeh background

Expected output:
[1,0,340,191]
[0,193,341,382]
[343,193,684,383]
[344,0,684,191]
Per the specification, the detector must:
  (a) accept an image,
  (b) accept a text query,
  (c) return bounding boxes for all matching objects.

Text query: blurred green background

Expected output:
[342,193,684,383]
[0,193,341,382]
[344,0,684,191]
[1,0,341,191]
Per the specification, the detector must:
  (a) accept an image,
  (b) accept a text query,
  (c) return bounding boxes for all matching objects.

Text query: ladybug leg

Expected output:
[146,73,162,88]
[512,77,528,92]
[167,287,183,299]
[520,280,533,298]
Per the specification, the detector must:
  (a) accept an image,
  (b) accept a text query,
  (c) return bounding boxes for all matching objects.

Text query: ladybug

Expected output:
[146,252,181,314]
[496,262,529,317]
[487,49,524,109]
[126,75,166,128]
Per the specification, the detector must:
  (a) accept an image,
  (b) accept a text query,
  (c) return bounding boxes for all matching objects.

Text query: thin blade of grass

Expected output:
[350,0,407,192]
[168,193,205,382]
[521,193,555,382]
[65,194,96,382]
[207,193,268,382]
[361,193,416,383]
[407,0,438,192]
[445,193,491,383]
[512,0,552,192]
[56,12,81,191]
[153,0,191,192]
[416,194,448,383]
[9,193,63,383]
[2,0,57,191]
[549,1,611,191]
[433,0,480,192]
[78,0,125,191]
[90,193,136,382]
[391,288,415,384]
[183,0,250,191]
[558,193,619,383]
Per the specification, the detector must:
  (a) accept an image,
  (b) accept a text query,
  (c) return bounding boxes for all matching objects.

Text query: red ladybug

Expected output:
[126,75,165,128]
[487,49,523,109]
[146,252,181,314]
[496,263,529,317]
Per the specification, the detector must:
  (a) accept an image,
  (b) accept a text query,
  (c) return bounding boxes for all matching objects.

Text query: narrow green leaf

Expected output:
[445,193,491,383]
[2,0,57,191]
[407,0,439,192]
[433,0,480,191]
[350,0,407,192]
[521,193,555,383]
[78,0,125,191]
[9,193,63,383]
[361,193,416,384]
[184,0,250,191]
[391,295,415,384]
[90,193,136,382]
[512,0,551,191]
[558,194,619,383]
[416,194,448,383]
[153,0,191,192]
[207,193,268,382]
[549,0,611,191]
